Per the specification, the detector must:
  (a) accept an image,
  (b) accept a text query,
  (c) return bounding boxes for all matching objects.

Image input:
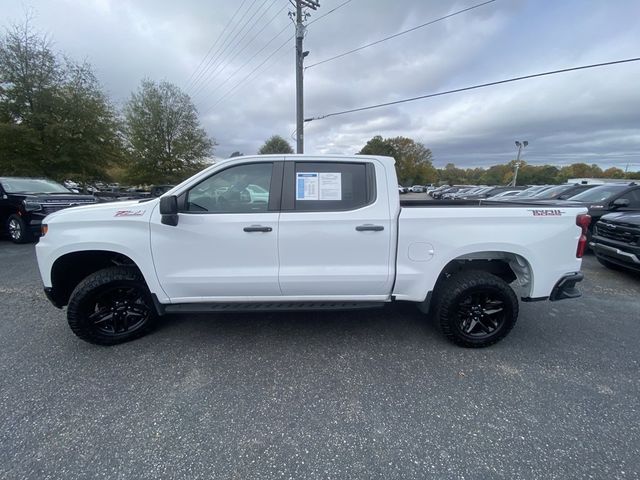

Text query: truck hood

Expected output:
[599,212,640,227]
[44,198,158,222]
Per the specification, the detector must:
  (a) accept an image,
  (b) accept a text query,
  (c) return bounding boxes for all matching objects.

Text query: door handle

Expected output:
[356,224,384,232]
[243,225,273,233]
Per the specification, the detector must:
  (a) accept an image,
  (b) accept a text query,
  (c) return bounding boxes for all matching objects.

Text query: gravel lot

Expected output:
[1,240,639,480]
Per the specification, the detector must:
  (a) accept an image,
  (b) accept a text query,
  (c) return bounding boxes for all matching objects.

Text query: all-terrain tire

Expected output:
[434,270,519,348]
[67,267,157,345]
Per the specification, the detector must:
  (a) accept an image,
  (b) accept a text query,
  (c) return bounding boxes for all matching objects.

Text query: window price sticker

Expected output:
[296,172,342,201]
[296,172,319,200]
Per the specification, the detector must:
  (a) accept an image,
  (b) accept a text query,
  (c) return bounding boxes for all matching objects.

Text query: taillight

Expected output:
[576,214,591,258]
[41,224,48,237]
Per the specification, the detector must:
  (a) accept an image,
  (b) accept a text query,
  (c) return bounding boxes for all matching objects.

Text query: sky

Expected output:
[2,0,640,169]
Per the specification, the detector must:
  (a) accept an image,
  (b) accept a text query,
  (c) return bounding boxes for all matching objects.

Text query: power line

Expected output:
[204,21,290,100]
[305,57,640,122]
[189,0,264,93]
[190,0,282,99]
[200,0,354,114]
[193,1,289,100]
[306,0,496,69]
[307,0,353,25]
[201,35,293,115]
[185,0,250,91]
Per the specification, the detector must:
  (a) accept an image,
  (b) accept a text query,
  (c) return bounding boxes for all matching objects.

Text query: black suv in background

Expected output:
[566,182,640,228]
[591,212,640,273]
[0,177,96,243]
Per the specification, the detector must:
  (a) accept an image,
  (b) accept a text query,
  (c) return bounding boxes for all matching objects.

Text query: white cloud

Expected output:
[2,0,639,169]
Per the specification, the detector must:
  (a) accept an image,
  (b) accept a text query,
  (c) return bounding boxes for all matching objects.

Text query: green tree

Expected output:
[359,135,437,185]
[258,135,293,154]
[0,19,122,181]
[124,79,214,184]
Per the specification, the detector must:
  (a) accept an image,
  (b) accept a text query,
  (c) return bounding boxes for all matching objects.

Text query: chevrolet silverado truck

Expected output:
[36,155,590,348]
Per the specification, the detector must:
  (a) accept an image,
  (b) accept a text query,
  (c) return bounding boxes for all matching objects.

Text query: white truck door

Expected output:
[278,160,393,297]
[150,161,283,301]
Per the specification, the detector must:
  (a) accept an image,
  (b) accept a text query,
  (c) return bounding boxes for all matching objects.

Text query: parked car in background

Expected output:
[398,185,409,194]
[442,186,477,199]
[509,185,554,198]
[151,185,175,197]
[459,186,527,200]
[0,177,96,243]
[489,190,524,199]
[410,185,425,193]
[433,185,471,199]
[507,184,597,202]
[590,212,640,273]
[564,182,640,230]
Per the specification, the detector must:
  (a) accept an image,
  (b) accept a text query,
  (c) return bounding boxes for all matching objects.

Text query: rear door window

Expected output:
[290,162,375,212]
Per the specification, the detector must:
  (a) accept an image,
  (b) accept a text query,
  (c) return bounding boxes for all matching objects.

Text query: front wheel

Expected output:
[67,267,157,345]
[7,215,33,244]
[434,271,519,348]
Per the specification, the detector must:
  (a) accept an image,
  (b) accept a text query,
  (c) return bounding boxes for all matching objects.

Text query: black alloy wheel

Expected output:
[456,291,506,338]
[88,285,151,337]
[67,267,157,345]
[434,270,519,348]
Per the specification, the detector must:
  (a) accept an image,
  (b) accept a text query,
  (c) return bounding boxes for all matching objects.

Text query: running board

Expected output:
[158,301,386,315]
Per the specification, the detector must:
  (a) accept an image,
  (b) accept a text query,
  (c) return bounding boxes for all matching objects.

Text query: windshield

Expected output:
[569,184,627,202]
[532,185,571,199]
[517,186,548,196]
[1,178,70,194]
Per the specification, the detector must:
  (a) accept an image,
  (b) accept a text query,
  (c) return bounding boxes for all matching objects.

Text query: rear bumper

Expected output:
[549,272,584,301]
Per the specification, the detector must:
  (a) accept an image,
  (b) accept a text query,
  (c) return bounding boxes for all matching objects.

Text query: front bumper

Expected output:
[44,287,64,309]
[549,272,584,301]
[28,215,44,236]
[590,237,640,272]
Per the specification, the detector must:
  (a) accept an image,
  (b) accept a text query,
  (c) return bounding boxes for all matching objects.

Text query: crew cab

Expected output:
[36,155,590,348]
[0,177,96,243]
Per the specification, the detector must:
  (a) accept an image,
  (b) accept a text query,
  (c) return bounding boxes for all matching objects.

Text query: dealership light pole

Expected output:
[512,140,528,186]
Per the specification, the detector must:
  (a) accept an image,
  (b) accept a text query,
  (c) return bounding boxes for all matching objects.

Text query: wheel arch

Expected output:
[50,250,145,308]
[419,250,534,313]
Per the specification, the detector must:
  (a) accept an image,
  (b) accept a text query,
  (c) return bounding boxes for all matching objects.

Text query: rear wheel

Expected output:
[434,271,518,348]
[67,267,157,345]
[7,215,33,244]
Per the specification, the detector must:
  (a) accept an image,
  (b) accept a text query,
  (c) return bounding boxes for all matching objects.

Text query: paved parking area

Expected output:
[0,241,639,479]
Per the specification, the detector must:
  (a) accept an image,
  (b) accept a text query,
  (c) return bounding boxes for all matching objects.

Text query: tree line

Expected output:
[358,135,639,186]
[0,20,213,186]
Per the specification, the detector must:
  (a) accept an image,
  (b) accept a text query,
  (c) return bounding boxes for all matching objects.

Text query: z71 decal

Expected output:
[528,209,565,216]
[114,210,145,217]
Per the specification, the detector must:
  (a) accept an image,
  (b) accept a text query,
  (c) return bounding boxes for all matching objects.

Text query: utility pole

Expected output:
[512,140,528,186]
[291,0,319,154]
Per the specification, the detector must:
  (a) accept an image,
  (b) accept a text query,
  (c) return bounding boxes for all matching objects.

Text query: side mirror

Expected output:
[612,198,630,209]
[159,195,179,226]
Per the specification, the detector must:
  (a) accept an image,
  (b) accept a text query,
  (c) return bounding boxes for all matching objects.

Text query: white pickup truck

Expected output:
[36,155,590,348]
